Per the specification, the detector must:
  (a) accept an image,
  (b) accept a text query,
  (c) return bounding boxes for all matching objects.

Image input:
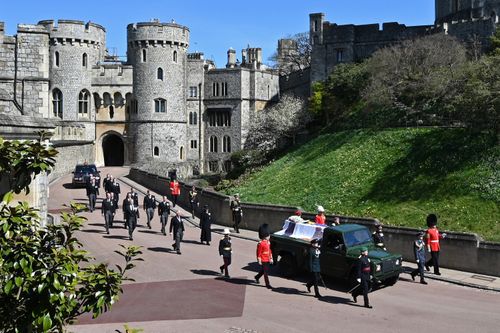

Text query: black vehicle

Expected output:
[71,164,100,187]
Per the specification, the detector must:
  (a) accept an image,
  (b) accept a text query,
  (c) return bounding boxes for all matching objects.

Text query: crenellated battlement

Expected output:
[127,21,189,49]
[38,19,106,46]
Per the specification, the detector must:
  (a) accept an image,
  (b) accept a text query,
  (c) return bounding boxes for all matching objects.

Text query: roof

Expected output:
[328,224,366,233]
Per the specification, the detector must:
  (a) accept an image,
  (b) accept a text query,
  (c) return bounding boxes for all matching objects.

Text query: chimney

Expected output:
[226,48,236,68]
[241,48,247,65]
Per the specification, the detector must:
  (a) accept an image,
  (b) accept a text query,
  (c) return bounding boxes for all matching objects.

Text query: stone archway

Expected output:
[102,133,124,166]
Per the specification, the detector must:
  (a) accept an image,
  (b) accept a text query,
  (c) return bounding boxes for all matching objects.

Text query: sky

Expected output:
[1,0,435,67]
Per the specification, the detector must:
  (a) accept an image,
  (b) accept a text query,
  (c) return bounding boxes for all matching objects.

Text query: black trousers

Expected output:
[172,195,179,207]
[127,216,137,238]
[173,231,183,252]
[306,272,321,296]
[233,214,241,232]
[352,274,371,306]
[160,215,168,234]
[146,208,154,226]
[220,256,231,277]
[255,262,271,287]
[411,260,425,281]
[426,251,440,274]
[103,211,113,231]
[88,194,96,211]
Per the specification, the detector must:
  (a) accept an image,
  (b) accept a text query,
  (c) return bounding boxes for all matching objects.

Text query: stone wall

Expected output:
[49,141,94,181]
[129,167,500,277]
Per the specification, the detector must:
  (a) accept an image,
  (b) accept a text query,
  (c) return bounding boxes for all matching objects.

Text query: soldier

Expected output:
[169,179,181,207]
[411,231,428,284]
[169,211,185,254]
[189,186,199,218]
[230,194,243,233]
[200,205,212,245]
[86,176,99,212]
[111,178,121,208]
[128,187,140,218]
[425,214,446,275]
[306,238,322,298]
[158,196,171,235]
[254,228,273,289]
[125,196,139,240]
[101,192,115,234]
[314,206,326,225]
[218,228,232,278]
[372,223,386,250]
[351,247,373,309]
[143,190,156,229]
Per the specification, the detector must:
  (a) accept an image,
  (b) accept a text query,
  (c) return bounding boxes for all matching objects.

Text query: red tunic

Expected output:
[170,181,180,196]
[426,228,442,252]
[315,214,326,225]
[257,239,272,263]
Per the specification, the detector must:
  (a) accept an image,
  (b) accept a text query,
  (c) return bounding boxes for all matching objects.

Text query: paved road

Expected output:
[49,167,499,333]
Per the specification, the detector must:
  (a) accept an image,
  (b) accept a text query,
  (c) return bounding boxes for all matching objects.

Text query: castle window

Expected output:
[223,160,232,172]
[212,82,221,97]
[54,51,60,67]
[222,135,231,153]
[109,105,114,119]
[132,99,138,114]
[153,146,160,157]
[209,136,218,153]
[208,161,219,172]
[173,50,178,63]
[82,53,88,68]
[221,82,228,96]
[154,98,166,113]
[189,112,198,125]
[157,67,164,81]
[268,85,270,99]
[208,109,231,127]
[52,89,63,119]
[179,146,185,160]
[314,20,318,32]
[78,90,90,118]
[189,86,198,97]
[336,49,344,63]
[190,140,198,149]
[142,49,147,62]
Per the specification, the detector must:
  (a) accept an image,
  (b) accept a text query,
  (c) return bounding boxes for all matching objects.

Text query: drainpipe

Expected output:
[13,34,24,114]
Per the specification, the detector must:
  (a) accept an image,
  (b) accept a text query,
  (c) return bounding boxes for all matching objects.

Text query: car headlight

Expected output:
[376,264,381,272]
[396,259,401,265]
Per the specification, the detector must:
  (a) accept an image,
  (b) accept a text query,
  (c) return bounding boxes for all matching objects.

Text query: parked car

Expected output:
[72,164,100,187]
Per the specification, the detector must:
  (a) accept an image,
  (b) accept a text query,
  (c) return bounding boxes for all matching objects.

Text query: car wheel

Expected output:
[384,274,399,286]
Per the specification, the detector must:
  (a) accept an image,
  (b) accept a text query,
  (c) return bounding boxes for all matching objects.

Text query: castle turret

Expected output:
[226,48,236,68]
[127,20,190,167]
[309,13,325,45]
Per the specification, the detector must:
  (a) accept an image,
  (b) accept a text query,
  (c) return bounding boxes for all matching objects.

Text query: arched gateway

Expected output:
[102,133,124,166]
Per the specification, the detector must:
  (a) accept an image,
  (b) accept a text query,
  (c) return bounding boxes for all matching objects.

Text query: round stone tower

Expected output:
[127,20,190,169]
[39,19,106,139]
[435,0,500,24]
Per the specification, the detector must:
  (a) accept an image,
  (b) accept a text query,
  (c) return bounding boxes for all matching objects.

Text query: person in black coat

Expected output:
[372,223,386,250]
[128,187,140,218]
[230,194,242,233]
[111,179,121,208]
[143,190,156,229]
[351,247,373,309]
[218,228,232,278]
[306,238,322,298]
[200,205,213,245]
[158,196,171,235]
[101,192,115,234]
[122,193,132,229]
[169,211,185,254]
[86,176,99,212]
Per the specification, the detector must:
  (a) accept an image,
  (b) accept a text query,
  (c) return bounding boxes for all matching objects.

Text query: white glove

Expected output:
[356,278,361,283]
[416,259,419,263]
[442,233,447,238]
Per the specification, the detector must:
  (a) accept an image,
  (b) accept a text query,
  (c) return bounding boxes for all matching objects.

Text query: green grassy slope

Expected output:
[225,128,500,241]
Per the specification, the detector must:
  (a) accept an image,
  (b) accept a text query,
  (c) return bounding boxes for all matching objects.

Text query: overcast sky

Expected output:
[2,0,435,67]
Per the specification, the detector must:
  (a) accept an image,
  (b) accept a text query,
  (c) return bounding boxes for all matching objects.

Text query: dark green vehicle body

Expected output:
[270,224,403,286]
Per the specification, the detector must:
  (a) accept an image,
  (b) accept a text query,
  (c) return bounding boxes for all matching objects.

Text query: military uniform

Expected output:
[351,251,372,308]
[170,181,180,207]
[158,200,171,235]
[306,242,322,298]
[200,208,212,245]
[218,234,232,277]
[230,199,242,233]
[101,197,115,234]
[189,188,199,218]
[411,234,427,284]
[143,194,156,229]
[373,230,386,250]
[255,238,273,289]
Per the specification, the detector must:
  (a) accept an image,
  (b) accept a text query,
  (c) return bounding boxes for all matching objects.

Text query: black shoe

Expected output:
[435,272,441,276]
[314,294,322,299]
[224,275,230,279]
[364,304,373,309]
[306,285,311,293]
[106,230,109,235]
[254,275,260,284]
[207,242,210,245]
[177,251,182,255]
[425,265,430,272]
[266,285,273,289]
[129,236,133,240]
[220,266,224,275]
[420,280,428,285]
[352,295,357,303]
[147,223,151,229]
[172,243,176,250]
[411,272,416,281]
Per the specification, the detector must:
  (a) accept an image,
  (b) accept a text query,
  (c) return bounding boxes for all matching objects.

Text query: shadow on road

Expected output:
[139,229,162,235]
[271,286,309,296]
[147,246,175,254]
[190,269,220,276]
[103,235,130,240]
[214,276,255,286]
[80,229,106,234]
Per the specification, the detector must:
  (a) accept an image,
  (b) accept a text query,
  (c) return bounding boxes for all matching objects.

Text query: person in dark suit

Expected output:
[103,174,112,193]
[122,193,132,229]
[411,231,428,284]
[143,190,156,229]
[125,197,138,240]
[158,196,171,235]
[111,178,121,208]
[101,192,115,234]
[351,247,373,309]
[306,238,322,298]
[218,228,232,278]
[128,187,140,218]
[169,211,185,254]
[200,205,213,245]
[86,176,99,212]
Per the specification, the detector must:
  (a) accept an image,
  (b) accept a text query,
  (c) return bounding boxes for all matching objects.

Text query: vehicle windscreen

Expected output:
[75,165,97,174]
[343,229,373,247]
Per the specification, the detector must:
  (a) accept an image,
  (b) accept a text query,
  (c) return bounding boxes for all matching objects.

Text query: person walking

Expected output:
[351,247,373,309]
[411,231,428,284]
[125,196,138,240]
[170,179,181,207]
[200,205,213,245]
[230,194,243,233]
[86,176,99,212]
[218,228,232,278]
[255,229,273,289]
[122,193,132,229]
[143,190,156,229]
[372,223,386,250]
[101,192,115,234]
[189,186,199,218]
[103,174,112,193]
[425,214,446,275]
[111,178,121,208]
[128,187,140,218]
[314,206,326,225]
[158,196,171,235]
[169,211,185,254]
[306,239,322,298]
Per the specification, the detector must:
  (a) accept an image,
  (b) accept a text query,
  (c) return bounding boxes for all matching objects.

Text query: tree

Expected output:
[269,32,311,75]
[245,93,310,153]
[0,136,142,332]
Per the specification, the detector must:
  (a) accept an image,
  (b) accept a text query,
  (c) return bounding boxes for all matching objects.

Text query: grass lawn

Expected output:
[224,128,500,241]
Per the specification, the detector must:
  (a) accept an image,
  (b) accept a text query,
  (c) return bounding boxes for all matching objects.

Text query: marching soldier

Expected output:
[101,192,115,234]
[86,176,99,212]
[254,228,273,289]
[306,238,322,298]
[169,179,181,207]
[200,205,212,245]
[351,247,373,309]
[425,214,446,275]
[143,190,156,229]
[169,211,185,254]
[230,194,243,233]
[411,231,428,284]
[158,196,171,235]
[372,223,386,250]
[218,228,232,278]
